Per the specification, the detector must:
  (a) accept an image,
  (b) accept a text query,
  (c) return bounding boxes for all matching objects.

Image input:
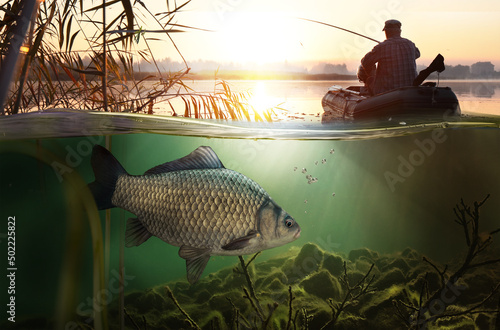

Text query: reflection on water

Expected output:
[155,80,500,118]
[444,80,500,98]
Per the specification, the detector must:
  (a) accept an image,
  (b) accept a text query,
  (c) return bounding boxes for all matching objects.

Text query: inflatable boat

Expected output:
[321,84,461,122]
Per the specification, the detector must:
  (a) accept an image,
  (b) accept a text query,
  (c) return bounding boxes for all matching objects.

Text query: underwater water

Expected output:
[1,110,500,329]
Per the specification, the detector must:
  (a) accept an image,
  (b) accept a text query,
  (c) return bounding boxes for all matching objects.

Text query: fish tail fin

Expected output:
[88,145,127,210]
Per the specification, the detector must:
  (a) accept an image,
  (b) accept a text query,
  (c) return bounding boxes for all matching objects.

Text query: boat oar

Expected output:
[298,18,380,44]
[413,54,445,86]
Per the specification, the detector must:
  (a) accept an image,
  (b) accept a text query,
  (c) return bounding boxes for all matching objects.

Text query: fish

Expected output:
[88,145,301,284]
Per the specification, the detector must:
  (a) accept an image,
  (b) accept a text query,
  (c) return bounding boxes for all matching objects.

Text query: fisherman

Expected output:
[358,19,420,95]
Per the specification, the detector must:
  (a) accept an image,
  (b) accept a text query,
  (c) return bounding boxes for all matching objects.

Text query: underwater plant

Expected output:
[393,195,500,329]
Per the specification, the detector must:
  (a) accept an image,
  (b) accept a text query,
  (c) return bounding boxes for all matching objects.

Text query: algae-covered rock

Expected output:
[348,248,379,262]
[346,270,366,287]
[195,289,212,304]
[172,280,189,293]
[300,270,342,300]
[362,284,405,320]
[434,310,476,329]
[255,256,289,274]
[308,308,331,330]
[322,254,344,277]
[335,314,367,330]
[375,268,406,290]
[475,313,493,329]
[126,291,168,314]
[401,247,421,267]
[256,268,285,287]
[355,258,376,275]
[124,291,143,309]
[380,257,410,274]
[408,270,441,294]
[208,290,245,312]
[407,263,434,281]
[461,272,498,307]
[223,264,256,291]
[267,278,286,292]
[203,276,223,295]
[256,268,287,291]
[293,243,324,275]
[162,314,192,329]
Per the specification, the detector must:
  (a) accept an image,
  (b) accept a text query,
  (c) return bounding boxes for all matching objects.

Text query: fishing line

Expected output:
[298,18,380,44]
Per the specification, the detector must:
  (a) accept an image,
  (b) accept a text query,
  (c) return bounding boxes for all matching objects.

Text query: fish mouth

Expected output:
[293,228,301,239]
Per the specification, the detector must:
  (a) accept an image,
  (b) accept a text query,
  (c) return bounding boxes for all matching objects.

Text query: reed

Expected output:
[0,0,276,121]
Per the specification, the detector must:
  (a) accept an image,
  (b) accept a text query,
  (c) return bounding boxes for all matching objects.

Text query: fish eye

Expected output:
[284,217,294,228]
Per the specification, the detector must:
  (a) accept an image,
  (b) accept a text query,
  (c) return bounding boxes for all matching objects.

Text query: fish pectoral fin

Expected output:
[179,246,211,284]
[222,230,259,251]
[125,218,153,248]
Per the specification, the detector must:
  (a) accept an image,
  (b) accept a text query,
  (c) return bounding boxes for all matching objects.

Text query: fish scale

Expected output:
[112,168,268,251]
[88,145,300,283]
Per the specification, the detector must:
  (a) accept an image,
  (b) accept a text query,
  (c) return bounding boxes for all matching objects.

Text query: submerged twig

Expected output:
[301,308,310,330]
[235,253,265,319]
[262,302,279,329]
[425,282,500,325]
[165,286,201,330]
[124,308,140,330]
[496,295,500,329]
[286,286,295,330]
[396,195,500,329]
[321,261,376,329]
[226,298,241,330]
[243,287,264,322]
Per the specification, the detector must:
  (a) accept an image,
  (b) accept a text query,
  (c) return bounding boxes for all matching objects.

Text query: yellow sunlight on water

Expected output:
[247,81,284,120]
[249,82,272,109]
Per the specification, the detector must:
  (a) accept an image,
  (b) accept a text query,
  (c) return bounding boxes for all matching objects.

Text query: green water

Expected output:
[1,111,500,329]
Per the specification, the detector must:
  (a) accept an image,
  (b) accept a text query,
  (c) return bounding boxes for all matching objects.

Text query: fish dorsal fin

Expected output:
[145,146,224,175]
[222,230,259,251]
[125,218,153,247]
[178,246,211,284]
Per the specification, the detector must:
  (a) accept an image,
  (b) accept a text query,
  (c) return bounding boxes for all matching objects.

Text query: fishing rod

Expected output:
[298,18,380,44]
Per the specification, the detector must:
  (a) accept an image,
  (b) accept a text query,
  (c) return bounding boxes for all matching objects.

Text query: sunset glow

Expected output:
[146,0,500,71]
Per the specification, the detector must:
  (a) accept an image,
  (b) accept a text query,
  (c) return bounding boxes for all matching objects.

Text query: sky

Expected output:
[130,0,500,71]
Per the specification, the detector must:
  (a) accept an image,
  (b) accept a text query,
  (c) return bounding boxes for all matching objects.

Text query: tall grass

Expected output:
[0,0,276,121]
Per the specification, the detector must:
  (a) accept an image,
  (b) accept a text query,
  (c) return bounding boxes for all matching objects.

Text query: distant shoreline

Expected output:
[136,70,500,81]
[183,71,358,81]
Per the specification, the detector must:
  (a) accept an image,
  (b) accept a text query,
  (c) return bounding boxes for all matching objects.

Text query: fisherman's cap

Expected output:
[382,19,402,31]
